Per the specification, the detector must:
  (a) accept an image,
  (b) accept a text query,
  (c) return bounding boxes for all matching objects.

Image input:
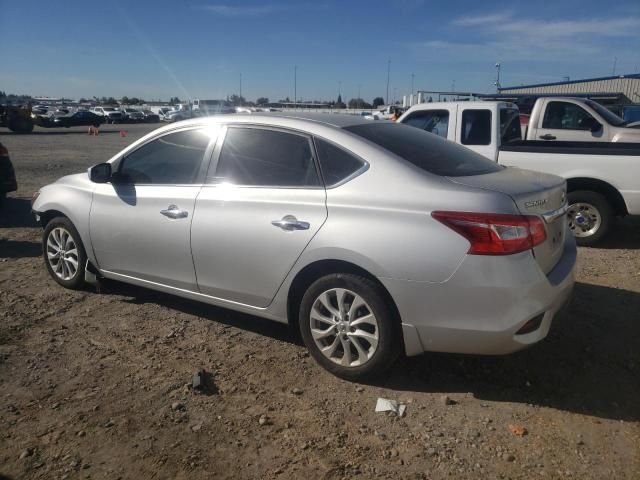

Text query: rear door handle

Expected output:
[271,215,310,231]
[539,134,556,140]
[160,205,188,219]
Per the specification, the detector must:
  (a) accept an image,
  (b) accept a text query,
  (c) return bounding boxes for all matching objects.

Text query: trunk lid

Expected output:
[448,167,567,274]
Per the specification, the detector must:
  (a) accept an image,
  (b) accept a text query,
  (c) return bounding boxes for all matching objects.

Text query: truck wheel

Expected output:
[567,191,613,246]
[8,116,34,134]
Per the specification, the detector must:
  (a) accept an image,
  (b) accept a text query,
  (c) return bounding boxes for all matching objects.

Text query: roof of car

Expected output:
[254,111,374,128]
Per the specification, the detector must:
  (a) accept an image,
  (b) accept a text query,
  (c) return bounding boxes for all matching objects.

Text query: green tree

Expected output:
[372,97,385,108]
[337,94,342,104]
[169,96,181,104]
[121,96,130,105]
[229,94,246,106]
[256,97,269,105]
[348,98,372,109]
[129,97,142,105]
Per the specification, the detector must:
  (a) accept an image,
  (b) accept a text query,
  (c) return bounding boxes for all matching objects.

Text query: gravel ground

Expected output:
[1,124,639,480]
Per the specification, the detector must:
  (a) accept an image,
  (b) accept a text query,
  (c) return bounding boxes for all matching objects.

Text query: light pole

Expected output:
[357,84,361,109]
[411,73,415,97]
[494,62,501,92]
[612,56,618,75]
[239,72,242,105]
[338,80,341,100]
[386,59,391,105]
[294,65,297,109]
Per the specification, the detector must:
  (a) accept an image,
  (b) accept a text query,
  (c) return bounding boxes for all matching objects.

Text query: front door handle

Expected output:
[160,205,188,219]
[539,134,556,140]
[271,215,310,231]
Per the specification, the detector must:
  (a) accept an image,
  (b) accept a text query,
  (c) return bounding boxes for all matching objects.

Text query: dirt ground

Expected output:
[1,124,639,480]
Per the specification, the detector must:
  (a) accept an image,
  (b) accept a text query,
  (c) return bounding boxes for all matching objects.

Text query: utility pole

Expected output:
[338,80,341,100]
[357,84,361,109]
[494,62,501,92]
[239,72,242,105]
[386,59,391,105]
[612,56,618,75]
[294,65,297,109]
[411,73,415,97]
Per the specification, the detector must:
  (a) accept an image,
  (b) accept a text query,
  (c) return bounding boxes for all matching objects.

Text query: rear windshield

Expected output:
[344,123,503,177]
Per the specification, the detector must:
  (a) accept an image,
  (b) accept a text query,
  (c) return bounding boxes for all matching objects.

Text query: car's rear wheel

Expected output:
[299,273,400,381]
[567,191,613,246]
[43,217,87,289]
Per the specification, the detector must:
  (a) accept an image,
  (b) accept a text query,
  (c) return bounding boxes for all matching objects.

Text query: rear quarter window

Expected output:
[345,123,502,177]
[314,138,366,186]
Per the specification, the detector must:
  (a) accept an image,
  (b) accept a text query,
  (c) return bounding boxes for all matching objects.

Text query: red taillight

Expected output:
[432,211,546,255]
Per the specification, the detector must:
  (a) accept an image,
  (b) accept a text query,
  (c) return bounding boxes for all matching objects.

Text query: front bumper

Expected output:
[382,234,576,357]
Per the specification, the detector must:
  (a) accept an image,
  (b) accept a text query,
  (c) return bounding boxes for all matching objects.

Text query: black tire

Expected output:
[567,190,613,247]
[43,217,87,289]
[299,273,401,381]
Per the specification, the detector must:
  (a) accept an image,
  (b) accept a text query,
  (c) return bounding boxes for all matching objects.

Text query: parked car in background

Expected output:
[52,111,104,128]
[122,108,145,123]
[32,113,575,380]
[141,110,160,123]
[399,101,640,245]
[0,142,17,207]
[621,105,640,124]
[92,106,124,124]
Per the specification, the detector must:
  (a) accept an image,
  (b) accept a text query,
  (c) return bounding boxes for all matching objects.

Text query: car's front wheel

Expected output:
[299,273,400,381]
[43,217,87,289]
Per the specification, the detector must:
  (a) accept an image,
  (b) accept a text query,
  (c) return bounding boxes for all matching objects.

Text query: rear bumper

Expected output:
[381,234,576,357]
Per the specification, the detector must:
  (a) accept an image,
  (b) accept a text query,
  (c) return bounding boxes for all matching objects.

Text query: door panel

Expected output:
[536,100,605,142]
[191,186,326,307]
[90,184,201,290]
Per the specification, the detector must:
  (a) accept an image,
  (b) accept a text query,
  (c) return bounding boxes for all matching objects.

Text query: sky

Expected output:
[1,0,639,103]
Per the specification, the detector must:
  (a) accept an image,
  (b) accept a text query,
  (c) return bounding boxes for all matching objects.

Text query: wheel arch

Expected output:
[286,259,403,339]
[566,177,628,216]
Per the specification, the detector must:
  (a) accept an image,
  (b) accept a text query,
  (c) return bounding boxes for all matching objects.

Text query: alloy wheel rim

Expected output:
[46,227,79,281]
[309,288,379,367]
[567,202,601,238]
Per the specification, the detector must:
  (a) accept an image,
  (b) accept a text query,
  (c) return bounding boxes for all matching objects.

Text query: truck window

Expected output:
[499,108,522,144]
[402,110,449,138]
[344,123,502,177]
[461,110,492,145]
[542,101,595,130]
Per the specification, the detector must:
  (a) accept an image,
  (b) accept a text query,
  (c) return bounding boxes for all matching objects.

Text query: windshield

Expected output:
[584,99,627,126]
[345,123,503,177]
[104,107,116,111]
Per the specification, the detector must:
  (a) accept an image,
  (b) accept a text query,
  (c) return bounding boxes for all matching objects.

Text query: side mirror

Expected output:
[89,162,112,183]
[590,121,603,133]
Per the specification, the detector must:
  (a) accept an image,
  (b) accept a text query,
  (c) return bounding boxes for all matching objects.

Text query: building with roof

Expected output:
[498,74,640,104]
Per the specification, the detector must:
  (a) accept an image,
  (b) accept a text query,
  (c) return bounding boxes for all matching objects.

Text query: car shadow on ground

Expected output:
[596,216,640,250]
[99,279,301,347]
[98,279,638,422]
[0,197,38,228]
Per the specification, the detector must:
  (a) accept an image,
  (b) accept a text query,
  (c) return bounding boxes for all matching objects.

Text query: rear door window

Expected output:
[314,138,365,186]
[345,123,502,177]
[213,127,320,187]
[461,110,492,145]
[402,110,449,138]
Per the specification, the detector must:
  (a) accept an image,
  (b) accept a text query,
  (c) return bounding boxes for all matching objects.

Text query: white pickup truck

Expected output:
[399,101,640,245]
[524,97,640,142]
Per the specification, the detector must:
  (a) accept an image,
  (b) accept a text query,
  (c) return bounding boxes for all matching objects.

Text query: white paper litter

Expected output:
[375,398,406,417]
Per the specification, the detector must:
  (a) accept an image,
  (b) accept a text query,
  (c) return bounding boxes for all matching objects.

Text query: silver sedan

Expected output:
[32,113,576,380]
